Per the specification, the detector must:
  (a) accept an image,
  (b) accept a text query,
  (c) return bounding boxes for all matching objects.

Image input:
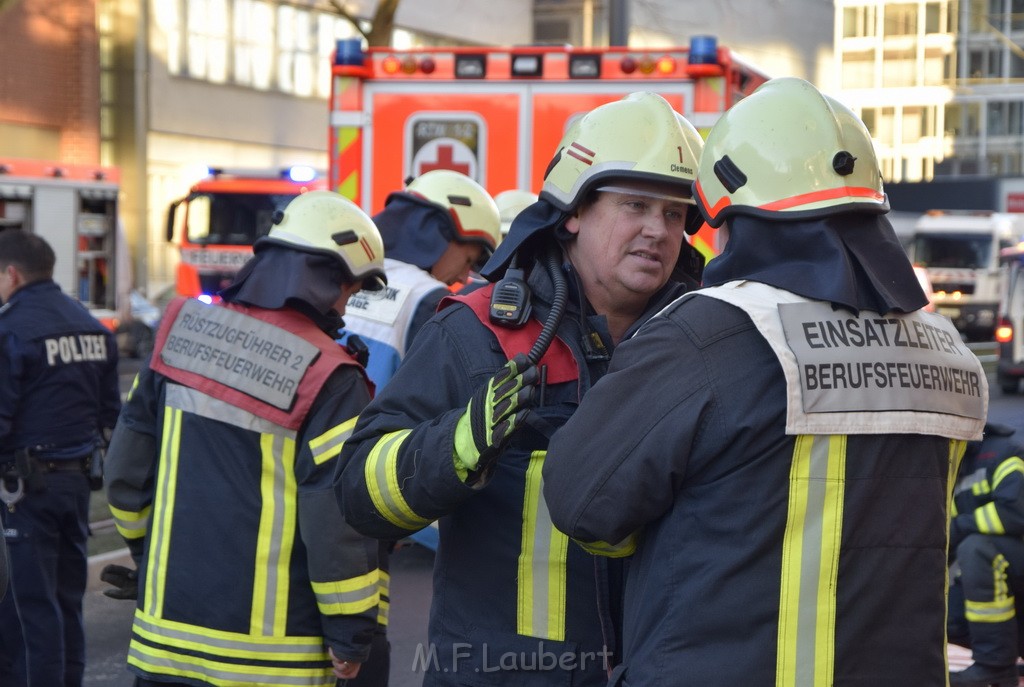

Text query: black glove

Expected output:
[100,563,138,600]
[453,354,538,476]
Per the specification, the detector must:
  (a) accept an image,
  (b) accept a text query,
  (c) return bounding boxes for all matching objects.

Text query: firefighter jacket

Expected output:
[106,297,382,687]
[0,280,119,459]
[543,280,988,687]
[339,258,449,389]
[337,260,689,686]
[952,425,1024,548]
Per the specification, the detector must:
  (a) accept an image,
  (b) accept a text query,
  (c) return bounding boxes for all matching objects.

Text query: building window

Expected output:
[883,58,917,87]
[843,5,878,37]
[233,0,274,90]
[186,0,229,83]
[924,1,943,33]
[884,3,918,36]
[157,0,359,98]
[903,106,924,143]
[1013,0,1024,30]
[947,102,983,136]
[841,56,875,88]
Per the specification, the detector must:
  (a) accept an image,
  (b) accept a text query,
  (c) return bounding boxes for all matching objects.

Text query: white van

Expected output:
[907,211,1024,341]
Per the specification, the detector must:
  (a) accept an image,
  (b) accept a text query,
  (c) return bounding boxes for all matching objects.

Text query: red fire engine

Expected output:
[165,166,326,299]
[328,36,769,261]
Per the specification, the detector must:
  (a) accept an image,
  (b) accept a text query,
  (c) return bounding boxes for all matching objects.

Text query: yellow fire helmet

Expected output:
[406,169,501,253]
[540,91,704,232]
[694,77,888,228]
[494,189,539,236]
[260,190,386,290]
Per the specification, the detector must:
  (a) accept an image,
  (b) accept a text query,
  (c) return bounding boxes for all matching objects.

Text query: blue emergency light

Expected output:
[334,37,366,67]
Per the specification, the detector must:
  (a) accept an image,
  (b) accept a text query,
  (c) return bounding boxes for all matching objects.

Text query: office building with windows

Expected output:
[835,0,1024,183]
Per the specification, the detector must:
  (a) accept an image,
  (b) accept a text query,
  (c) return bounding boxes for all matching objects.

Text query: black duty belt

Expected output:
[32,458,89,474]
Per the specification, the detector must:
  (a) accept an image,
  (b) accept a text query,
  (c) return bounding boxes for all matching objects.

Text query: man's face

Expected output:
[564,182,688,314]
[431,242,484,286]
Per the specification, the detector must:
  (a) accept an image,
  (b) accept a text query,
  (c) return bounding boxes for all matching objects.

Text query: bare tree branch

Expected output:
[327,0,400,47]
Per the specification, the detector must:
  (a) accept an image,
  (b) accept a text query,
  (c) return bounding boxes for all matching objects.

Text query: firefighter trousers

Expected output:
[953,533,1024,668]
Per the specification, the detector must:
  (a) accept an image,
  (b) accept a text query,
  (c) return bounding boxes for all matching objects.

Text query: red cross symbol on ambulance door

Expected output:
[419,143,472,175]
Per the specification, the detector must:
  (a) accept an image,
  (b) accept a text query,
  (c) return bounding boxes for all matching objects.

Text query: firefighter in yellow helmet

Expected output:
[336,92,705,685]
[543,77,988,686]
[494,189,539,236]
[338,169,501,392]
[103,190,392,687]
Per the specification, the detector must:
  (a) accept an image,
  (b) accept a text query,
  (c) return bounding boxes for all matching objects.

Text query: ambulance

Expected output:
[327,36,770,262]
[165,166,326,299]
[0,157,126,325]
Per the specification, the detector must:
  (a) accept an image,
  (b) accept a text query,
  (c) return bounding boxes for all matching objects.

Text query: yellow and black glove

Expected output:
[454,354,538,480]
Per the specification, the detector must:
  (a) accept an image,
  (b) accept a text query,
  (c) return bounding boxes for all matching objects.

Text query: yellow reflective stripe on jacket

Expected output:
[132,608,328,659]
[777,434,846,687]
[975,501,1006,535]
[993,456,1024,489]
[965,554,1014,623]
[309,416,358,466]
[575,534,638,558]
[363,429,431,530]
[109,502,151,540]
[517,450,568,641]
[311,568,379,615]
[145,406,184,618]
[129,612,336,686]
[378,570,391,626]
[250,433,298,636]
[972,479,992,497]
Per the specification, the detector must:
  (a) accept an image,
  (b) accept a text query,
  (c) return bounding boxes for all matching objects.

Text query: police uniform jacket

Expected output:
[543,214,989,687]
[338,258,688,686]
[106,298,381,687]
[0,279,119,459]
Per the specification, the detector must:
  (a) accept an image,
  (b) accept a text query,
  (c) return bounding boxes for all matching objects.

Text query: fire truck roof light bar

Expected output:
[455,54,487,79]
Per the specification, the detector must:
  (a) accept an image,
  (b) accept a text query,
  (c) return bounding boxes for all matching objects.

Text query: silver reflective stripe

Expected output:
[252,432,295,635]
[128,643,330,686]
[166,384,291,438]
[132,612,325,657]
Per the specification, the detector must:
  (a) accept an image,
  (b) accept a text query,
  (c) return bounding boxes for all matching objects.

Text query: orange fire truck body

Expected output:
[166,167,326,299]
[328,39,769,260]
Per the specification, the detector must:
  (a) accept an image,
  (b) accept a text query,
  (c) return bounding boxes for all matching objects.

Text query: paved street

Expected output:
[85,543,435,687]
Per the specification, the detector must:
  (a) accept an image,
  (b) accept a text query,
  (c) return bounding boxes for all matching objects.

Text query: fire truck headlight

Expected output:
[569,54,601,79]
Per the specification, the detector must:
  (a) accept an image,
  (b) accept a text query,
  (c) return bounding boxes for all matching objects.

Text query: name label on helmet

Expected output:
[346,284,412,325]
[778,301,985,419]
[160,299,318,410]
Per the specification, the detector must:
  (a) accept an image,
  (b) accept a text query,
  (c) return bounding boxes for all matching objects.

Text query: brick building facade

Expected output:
[0,0,101,164]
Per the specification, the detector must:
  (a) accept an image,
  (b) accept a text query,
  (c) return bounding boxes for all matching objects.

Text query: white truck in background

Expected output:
[906,210,1024,342]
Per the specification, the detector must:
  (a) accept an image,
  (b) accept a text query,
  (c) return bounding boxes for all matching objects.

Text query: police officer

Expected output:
[337,169,501,390]
[103,191,390,687]
[948,422,1024,687]
[0,229,120,687]
[542,78,989,686]
[336,92,706,685]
